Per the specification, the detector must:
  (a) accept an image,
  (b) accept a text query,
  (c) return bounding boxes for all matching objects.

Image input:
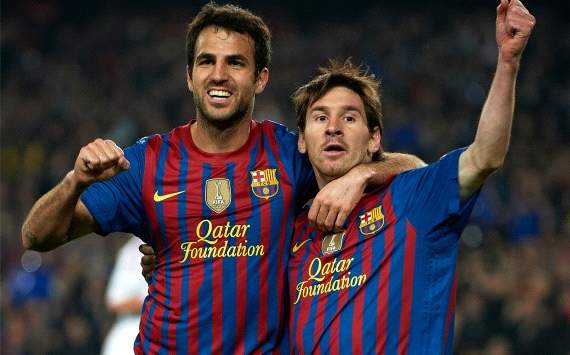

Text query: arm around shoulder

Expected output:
[361,152,426,186]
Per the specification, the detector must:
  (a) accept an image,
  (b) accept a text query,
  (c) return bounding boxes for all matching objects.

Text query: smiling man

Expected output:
[288,0,535,352]
[20,3,423,354]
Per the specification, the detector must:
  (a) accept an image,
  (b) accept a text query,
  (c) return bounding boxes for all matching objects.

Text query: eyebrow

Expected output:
[310,105,363,114]
[195,53,249,64]
[227,54,248,62]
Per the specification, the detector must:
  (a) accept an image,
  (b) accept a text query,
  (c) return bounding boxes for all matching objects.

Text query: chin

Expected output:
[318,165,351,180]
[200,107,247,129]
[317,157,365,179]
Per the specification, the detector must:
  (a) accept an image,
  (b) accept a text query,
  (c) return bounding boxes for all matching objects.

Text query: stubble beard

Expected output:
[194,93,252,132]
[311,156,349,184]
[313,152,365,183]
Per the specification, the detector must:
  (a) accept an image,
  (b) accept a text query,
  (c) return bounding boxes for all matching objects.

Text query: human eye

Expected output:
[315,114,327,122]
[344,115,356,123]
[197,57,213,66]
[229,58,246,68]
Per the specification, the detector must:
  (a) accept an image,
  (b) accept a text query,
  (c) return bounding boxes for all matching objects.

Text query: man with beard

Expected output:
[288,0,534,352]
[141,0,535,352]
[21,3,422,353]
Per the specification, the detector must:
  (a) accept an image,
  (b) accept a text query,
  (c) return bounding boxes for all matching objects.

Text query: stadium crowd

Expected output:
[1,1,568,354]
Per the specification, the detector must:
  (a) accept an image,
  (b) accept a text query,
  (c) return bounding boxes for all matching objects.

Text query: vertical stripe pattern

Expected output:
[289,174,464,354]
[134,121,303,353]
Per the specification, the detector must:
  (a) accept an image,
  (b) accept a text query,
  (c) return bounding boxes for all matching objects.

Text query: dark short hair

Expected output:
[292,59,384,160]
[186,2,271,77]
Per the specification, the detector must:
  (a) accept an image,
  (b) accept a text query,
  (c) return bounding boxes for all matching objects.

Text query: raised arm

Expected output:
[459,0,535,200]
[309,152,425,231]
[21,139,130,251]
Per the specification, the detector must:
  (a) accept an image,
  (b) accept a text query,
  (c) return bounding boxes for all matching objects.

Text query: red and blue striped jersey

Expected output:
[81,120,316,354]
[288,148,478,355]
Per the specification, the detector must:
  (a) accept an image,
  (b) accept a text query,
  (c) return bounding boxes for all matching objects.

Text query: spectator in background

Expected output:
[18,3,420,353]
[101,235,147,355]
[2,1,568,354]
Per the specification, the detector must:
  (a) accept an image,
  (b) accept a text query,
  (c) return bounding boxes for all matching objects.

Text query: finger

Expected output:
[139,244,154,255]
[142,265,154,276]
[508,2,531,19]
[106,140,125,161]
[142,265,154,275]
[513,1,531,15]
[307,202,320,229]
[323,207,339,232]
[315,204,330,231]
[93,140,127,173]
[84,141,114,170]
[116,156,130,170]
[141,257,154,269]
[90,139,112,164]
[109,158,130,175]
[81,145,102,170]
[106,139,124,154]
[334,208,350,232]
[93,138,119,164]
[508,6,535,26]
[508,0,525,9]
[141,255,155,266]
[497,0,508,15]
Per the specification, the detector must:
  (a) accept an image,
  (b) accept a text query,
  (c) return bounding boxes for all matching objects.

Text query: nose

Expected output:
[210,62,229,83]
[325,117,343,136]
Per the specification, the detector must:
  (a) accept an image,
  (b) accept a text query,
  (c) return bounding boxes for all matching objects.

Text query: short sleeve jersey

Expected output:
[288,148,478,355]
[81,120,316,354]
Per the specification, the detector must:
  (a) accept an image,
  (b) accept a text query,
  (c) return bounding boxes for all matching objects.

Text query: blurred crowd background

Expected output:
[1,0,569,354]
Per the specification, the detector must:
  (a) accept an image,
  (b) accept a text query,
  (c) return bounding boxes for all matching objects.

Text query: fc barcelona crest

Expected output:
[205,178,232,213]
[250,168,279,199]
[321,232,345,255]
[359,205,385,236]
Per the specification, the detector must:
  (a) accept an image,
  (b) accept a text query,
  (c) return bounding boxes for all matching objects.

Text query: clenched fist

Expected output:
[72,138,130,187]
[496,0,536,65]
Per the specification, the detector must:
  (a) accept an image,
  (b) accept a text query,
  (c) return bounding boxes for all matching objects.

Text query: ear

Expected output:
[254,68,269,95]
[297,131,307,154]
[368,126,381,155]
[186,65,194,92]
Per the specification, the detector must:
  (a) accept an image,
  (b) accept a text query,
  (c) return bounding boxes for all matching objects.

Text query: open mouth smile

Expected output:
[208,89,232,98]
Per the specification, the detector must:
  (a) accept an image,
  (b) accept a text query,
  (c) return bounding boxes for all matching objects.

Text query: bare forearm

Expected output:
[459,0,534,199]
[22,138,130,250]
[21,171,86,251]
[362,152,426,187]
[459,59,519,199]
[469,57,519,171]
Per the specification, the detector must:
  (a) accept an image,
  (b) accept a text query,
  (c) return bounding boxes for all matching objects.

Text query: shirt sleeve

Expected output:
[391,147,480,236]
[80,139,147,238]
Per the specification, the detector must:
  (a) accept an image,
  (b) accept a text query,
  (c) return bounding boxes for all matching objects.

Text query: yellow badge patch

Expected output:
[321,232,346,255]
[204,178,231,213]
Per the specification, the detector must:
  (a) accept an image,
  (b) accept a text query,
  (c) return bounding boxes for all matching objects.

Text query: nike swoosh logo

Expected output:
[292,239,312,253]
[153,190,186,202]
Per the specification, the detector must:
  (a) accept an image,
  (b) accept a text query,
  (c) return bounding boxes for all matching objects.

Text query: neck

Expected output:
[314,156,373,190]
[191,116,252,153]
[315,173,334,190]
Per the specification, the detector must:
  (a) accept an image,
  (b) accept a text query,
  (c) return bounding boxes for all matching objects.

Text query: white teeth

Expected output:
[208,90,231,98]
